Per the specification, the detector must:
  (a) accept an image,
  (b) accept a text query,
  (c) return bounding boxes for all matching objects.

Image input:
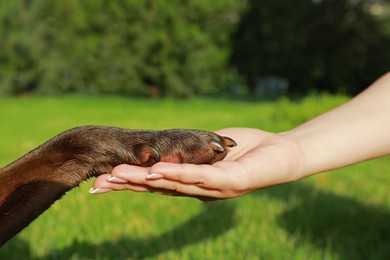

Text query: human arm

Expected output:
[90,72,390,199]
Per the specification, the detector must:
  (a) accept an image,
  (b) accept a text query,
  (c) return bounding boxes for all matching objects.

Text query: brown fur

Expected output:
[0,126,236,246]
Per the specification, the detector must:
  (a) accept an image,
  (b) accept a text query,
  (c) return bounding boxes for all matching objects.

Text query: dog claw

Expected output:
[222,136,237,148]
[209,136,237,153]
[210,140,226,152]
[140,145,161,165]
[149,145,160,162]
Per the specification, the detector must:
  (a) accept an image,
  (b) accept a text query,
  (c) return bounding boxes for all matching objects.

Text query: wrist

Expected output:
[260,132,308,183]
[277,129,322,180]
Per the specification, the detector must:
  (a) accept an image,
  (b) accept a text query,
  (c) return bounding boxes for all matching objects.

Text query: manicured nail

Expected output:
[107,175,128,183]
[146,173,164,180]
[89,187,112,194]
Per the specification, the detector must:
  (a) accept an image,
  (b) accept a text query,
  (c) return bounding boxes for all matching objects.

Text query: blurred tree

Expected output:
[0,1,40,94]
[0,0,243,97]
[2,0,388,97]
[231,0,390,95]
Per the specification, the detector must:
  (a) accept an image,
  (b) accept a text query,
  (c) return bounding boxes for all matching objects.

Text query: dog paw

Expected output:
[153,129,237,165]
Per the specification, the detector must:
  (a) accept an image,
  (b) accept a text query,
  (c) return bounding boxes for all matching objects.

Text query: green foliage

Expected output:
[0,95,389,258]
[231,0,390,95]
[1,0,389,97]
[0,0,243,97]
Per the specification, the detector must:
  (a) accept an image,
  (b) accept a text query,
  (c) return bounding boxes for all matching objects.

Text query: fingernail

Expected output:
[107,175,128,183]
[89,187,112,194]
[146,173,164,180]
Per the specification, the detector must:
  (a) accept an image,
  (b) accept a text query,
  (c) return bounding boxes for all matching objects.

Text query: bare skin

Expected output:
[91,72,390,199]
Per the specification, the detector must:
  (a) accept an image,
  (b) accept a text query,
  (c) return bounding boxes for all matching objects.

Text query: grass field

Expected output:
[0,95,389,259]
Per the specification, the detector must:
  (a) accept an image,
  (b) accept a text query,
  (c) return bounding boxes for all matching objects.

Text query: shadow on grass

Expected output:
[258,182,390,259]
[0,200,236,259]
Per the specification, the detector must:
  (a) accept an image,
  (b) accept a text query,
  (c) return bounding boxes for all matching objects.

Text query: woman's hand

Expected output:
[90,128,306,199]
[90,73,390,199]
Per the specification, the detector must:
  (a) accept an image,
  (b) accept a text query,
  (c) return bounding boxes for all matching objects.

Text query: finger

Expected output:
[92,166,230,198]
[91,165,150,193]
[93,175,218,198]
[94,177,234,199]
[93,174,115,187]
[148,162,218,186]
[93,175,159,193]
[111,164,150,184]
[149,161,241,189]
[140,188,217,201]
[143,176,228,198]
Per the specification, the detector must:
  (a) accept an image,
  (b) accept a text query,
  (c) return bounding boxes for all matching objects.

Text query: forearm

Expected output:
[91,73,390,198]
[282,72,390,177]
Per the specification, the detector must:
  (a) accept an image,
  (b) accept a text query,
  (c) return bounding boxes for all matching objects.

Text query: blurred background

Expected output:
[1,1,390,258]
[0,0,389,98]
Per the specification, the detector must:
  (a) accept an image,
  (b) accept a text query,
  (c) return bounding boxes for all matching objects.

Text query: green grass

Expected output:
[0,95,389,259]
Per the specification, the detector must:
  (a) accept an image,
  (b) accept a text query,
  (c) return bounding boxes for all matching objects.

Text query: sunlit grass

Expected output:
[0,95,388,259]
